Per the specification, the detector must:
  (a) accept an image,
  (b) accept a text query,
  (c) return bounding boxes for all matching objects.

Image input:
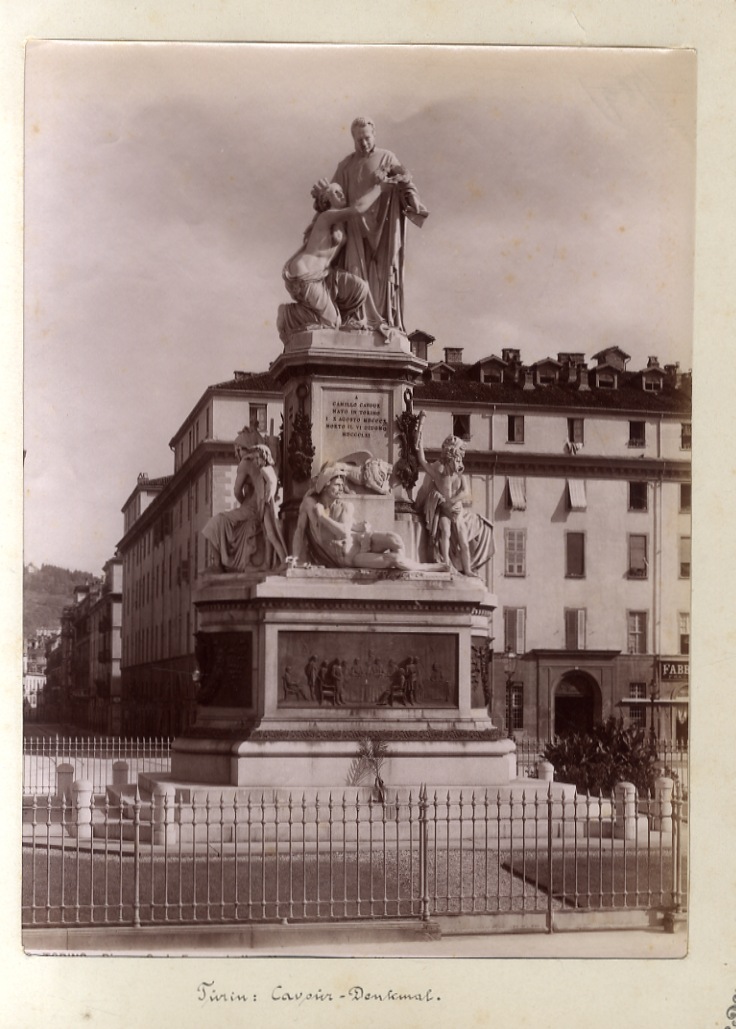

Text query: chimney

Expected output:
[444,347,464,365]
[522,368,534,391]
[577,367,590,391]
[646,356,660,369]
[502,348,520,366]
[234,370,250,382]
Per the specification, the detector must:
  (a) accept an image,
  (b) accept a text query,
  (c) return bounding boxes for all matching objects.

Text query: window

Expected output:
[628,421,646,447]
[567,417,584,445]
[644,377,662,392]
[483,369,502,383]
[628,481,648,512]
[249,403,267,433]
[629,682,647,729]
[503,608,526,654]
[597,374,615,389]
[679,536,691,578]
[565,532,585,577]
[681,422,692,450]
[452,414,471,440]
[564,608,586,650]
[680,482,691,512]
[506,683,524,732]
[627,611,648,655]
[504,529,526,576]
[678,612,690,655]
[508,415,525,443]
[628,534,648,578]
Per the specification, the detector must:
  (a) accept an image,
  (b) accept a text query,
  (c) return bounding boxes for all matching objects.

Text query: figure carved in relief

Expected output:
[414,417,494,576]
[304,655,319,701]
[277,181,391,343]
[202,437,288,573]
[291,463,412,570]
[315,117,428,331]
[282,665,308,701]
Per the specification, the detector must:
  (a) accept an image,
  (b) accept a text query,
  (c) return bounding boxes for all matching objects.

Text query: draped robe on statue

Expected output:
[331,148,428,331]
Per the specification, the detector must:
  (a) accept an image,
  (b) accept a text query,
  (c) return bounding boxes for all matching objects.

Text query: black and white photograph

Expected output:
[5,10,735,1026]
[21,41,695,958]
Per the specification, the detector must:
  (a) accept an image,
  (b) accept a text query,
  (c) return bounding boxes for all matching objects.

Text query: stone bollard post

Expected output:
[72,779,94,840]
[614,781,638,840]
[150,782,178,846]
[652,776,674,834]
[537,760,554,783]
[56,763,75,803]
[112,760,129,788]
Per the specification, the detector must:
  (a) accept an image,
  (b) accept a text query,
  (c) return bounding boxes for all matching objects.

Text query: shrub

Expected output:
[543,718,659,795]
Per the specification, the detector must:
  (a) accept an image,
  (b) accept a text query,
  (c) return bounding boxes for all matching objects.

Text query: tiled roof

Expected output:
[415,366,691,413]
[140,475,173,489]
[208,371,280,392]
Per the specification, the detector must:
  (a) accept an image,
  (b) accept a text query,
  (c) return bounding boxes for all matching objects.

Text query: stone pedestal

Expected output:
[170,567,510,789]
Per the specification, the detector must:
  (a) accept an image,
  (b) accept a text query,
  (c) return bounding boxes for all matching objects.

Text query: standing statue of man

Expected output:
[317,117,428,332]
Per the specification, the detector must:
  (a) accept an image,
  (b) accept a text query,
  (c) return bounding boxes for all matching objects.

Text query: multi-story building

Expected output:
[23,628,57,717]
[415,345,691,744]
[117,371,283,735]
[45,559,123,732]
[118,348,691,743]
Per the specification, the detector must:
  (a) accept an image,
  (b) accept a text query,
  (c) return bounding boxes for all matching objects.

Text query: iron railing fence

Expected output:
[514,737,689,797]
[22,736,172,796]
[22,784,686,931]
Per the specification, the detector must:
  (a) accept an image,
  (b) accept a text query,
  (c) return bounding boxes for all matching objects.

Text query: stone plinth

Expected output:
[171,567,506,788]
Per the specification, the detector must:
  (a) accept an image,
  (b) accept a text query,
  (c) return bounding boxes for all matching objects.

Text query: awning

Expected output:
[507,477,526,510]
[567,479,587,511]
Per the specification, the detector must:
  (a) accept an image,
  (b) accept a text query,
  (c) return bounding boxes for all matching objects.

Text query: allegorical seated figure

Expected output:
[202,436,288,573]
[414,420,494,576]
[277,180,391,343]
[291,462,412,570]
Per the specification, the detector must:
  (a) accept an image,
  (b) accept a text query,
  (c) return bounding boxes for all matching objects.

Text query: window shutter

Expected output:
[515,609,526,653]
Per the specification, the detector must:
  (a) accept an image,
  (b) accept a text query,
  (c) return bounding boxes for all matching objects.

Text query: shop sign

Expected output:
[659,660,689,681]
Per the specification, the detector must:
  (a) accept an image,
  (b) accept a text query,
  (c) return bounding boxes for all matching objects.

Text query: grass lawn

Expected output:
[505,848,687,910]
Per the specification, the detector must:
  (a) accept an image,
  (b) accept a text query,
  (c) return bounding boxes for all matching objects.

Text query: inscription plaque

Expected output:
[278,630,457,708]
[321,388,391,464]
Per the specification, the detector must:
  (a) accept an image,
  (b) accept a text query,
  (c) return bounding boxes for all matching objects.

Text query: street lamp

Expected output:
[504,647,519,738]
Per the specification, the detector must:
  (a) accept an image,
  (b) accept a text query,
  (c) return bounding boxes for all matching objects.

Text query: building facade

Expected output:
[44,559,123,733]
[117,372,283,735]
[117,349,691,743]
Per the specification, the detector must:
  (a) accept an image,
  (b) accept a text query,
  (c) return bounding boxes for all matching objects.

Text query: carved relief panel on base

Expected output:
[278,630,457,708]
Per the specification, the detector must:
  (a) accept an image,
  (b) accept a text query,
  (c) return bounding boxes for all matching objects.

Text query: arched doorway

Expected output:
[553,672,601,737]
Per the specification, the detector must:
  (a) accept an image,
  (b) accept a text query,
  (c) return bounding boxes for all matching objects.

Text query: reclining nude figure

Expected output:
[277,181,391,343]
[291,463,413,570]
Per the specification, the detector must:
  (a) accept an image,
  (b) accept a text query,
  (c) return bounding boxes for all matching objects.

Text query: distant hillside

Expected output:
[24,563,99,637]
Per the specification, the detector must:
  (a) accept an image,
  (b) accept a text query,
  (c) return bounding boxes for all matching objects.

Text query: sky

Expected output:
[23,43,696,574]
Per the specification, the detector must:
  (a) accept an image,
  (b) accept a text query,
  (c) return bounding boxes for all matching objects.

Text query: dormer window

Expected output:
[597,375,615,389]
[483,370,502,383]
[643,375,663,392]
